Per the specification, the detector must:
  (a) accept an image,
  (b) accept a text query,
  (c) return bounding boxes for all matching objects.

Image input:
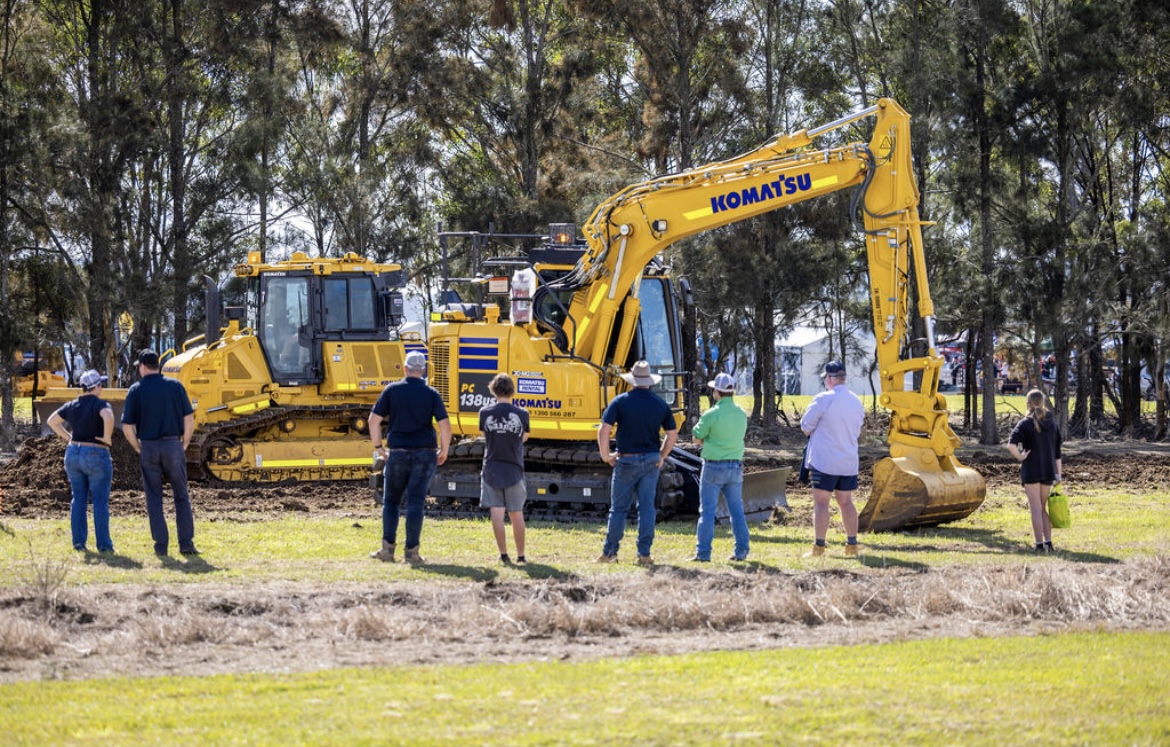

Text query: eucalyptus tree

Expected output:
[38,0,158,376]
[567,0,752,423]
[0,0,62,444]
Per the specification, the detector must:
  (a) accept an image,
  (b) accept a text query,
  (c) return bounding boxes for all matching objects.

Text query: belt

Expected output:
[705,459,742,464]
[70,441,109,450]
[386,447,435,453]
[143,436,181,442]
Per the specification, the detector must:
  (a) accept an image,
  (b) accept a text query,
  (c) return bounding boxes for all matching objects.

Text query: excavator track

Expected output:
[188,404,374,486]
[419,439,691,523]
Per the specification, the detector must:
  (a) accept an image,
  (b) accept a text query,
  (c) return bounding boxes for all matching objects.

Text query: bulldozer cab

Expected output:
[253,262,407,387]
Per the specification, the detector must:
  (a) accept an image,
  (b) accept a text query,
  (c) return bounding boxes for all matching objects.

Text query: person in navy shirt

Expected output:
[596,361,678,565]
[368,350,451,564]
[122,349,198,557]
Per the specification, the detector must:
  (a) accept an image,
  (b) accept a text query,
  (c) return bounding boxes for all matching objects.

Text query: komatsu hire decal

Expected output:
[710,173,813,214]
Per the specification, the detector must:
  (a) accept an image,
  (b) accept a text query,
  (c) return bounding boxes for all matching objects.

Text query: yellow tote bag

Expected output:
[1048,482,1071,529]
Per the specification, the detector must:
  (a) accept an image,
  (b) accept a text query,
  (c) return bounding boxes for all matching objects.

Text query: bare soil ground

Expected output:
[2,429,1169,683]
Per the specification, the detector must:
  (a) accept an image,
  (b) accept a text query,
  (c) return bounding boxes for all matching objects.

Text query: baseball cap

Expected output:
[822,361,846,377]
[79,370,108,391]
[403,351,427,371]
[707,372,736,393]
[137,349,160,368]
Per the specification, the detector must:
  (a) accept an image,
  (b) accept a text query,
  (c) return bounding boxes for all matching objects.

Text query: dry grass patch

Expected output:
[1,556,1167,682]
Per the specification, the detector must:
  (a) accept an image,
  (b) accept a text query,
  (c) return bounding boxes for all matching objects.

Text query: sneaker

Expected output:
[515,556,526,564]
[728,554,748,562]
[688,556,711,563]
[500,553,511,564]
[180,546,200,556]
[803,544,826,558]
[595,553,618,564]
[1044,541,1055,552]
[636,555,654,566]
[844,543,861,557]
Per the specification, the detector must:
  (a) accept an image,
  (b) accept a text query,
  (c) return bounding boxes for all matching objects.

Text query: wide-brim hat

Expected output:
[620,361,661,387]
[707,372,735,393]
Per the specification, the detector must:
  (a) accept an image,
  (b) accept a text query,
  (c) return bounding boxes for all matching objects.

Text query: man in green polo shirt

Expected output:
[690,372,750,562]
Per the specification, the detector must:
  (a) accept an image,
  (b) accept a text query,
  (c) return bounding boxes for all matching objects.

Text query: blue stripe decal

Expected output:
[461,359,499,371]
[459,346,498,356]
[461,337,499,344]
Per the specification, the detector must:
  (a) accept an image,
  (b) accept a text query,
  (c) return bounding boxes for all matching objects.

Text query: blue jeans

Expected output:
[139,438,195,553]
[64,444,114,552]
[382,449,437,550]
[695,461,749,560]
[602,452,659,558]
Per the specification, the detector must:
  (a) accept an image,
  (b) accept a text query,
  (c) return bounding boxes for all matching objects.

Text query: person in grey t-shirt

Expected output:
[800,361,865,558]
[479,373,530,563]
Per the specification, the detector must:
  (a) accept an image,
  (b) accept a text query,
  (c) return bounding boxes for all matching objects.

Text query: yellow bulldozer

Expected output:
[38,251,423,483]
[427,98,985,531]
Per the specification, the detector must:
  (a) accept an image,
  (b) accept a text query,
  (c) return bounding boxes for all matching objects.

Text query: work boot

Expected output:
[636,555,654,566]
[369,541,396,562]
[595,553,618,564]
[844,543,861,557]
[803,544,826,558]
[404,546,424,565]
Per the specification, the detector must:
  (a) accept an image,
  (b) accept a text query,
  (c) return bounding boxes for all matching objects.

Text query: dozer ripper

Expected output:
[428,98,984,531]
[38,251,423,484]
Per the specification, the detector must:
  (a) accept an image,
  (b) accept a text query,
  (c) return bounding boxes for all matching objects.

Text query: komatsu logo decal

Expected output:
[515,397,562,410]
[709,173,813,214]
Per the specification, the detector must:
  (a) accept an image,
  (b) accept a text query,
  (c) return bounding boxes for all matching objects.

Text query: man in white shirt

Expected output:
[800,361,865,557]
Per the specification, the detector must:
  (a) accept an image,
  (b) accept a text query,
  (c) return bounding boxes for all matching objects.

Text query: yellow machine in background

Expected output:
[38,252,423,483]
[429,98,984,530]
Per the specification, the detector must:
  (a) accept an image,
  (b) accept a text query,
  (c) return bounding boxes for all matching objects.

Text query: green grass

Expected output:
[0,631,1166,746]
[2,485,1167,584]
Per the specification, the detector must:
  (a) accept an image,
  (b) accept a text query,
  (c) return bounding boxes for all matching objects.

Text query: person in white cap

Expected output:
[596,360,678,565]
[47,370,116,553]
[800,360,865,557]
[368,350,451,564]
[690,371,750,562]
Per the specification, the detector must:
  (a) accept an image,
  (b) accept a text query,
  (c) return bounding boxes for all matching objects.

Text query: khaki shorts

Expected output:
[480,479,527,512]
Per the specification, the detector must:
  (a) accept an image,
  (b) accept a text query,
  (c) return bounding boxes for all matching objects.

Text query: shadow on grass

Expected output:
[159,555,220,574]
[418,563,500,582]
[82,551,144,570]
[515,561,578,581]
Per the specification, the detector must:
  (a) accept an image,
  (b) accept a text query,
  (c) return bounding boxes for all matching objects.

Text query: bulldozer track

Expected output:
[188,404,372,486]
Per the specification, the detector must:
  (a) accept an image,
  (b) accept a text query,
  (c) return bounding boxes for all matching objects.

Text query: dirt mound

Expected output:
[3,430,1169,521]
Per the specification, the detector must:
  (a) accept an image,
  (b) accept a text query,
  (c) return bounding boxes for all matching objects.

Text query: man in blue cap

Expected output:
[800,361,865,557]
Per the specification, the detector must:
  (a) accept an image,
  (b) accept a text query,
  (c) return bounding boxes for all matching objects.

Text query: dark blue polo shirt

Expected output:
[371,377,449,449]
[121,373,194,440]
[601,388,676,454]
[56,394,112,444]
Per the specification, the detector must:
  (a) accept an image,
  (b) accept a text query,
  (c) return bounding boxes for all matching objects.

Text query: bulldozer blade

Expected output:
[718,467,791,523]
[858,453,985,532]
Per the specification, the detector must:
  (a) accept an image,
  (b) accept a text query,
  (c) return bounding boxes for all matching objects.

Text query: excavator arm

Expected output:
[548,98,984,530]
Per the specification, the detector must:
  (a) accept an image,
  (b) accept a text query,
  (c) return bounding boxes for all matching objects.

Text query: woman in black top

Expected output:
[47,370,115,553]
[1006,389,1063,552]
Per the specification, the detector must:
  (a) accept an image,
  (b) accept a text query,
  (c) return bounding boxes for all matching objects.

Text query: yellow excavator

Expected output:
[428,98,984,530]
[38,251,424,483]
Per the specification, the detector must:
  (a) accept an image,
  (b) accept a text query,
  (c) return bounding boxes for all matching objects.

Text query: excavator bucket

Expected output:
[728,467,792,522]
[858,450,986,532]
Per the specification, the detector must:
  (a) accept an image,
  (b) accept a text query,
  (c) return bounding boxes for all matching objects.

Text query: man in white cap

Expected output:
[368,350,451,564]
[691,371,750,562]
[596,360,678,565]
[800,360,865,557]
